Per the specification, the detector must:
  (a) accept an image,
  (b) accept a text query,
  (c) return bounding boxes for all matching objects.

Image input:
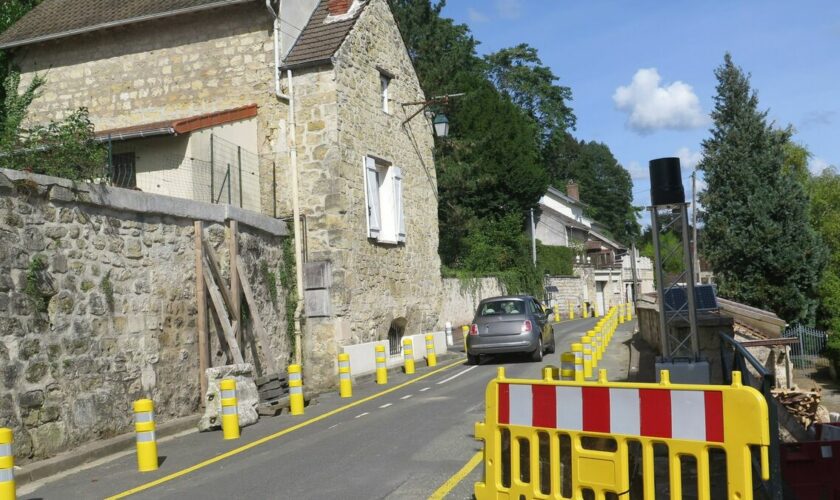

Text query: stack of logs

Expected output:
[772,387,828,428]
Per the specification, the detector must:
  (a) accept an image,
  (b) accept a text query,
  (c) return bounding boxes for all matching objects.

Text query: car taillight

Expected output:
[470,324,478,336]
[521,320,532,333]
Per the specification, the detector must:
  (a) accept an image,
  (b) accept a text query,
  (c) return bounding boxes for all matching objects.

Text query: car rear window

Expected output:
[479,300,526,316]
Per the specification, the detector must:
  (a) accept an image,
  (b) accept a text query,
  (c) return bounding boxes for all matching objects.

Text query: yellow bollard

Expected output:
[133,399,158,472]
[594,302,601,317]
[592,329,603,361]
[461,325,469,342]
[375,345,388,385]
[568,301,574,320]
[338,353,352,398]
[220,379,240,440]
[571,343,584,382]
[583,303,589,319]
[289,364,304,415]
[403,337,415,375]
[560,352,575,380]
[425,334,437,367]
[0,428,14,500]
[582,336,593,379]
[627,302,633,322]
[553,304,560,323]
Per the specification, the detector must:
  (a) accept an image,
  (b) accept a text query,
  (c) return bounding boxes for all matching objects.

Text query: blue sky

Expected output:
[440,1,840,226]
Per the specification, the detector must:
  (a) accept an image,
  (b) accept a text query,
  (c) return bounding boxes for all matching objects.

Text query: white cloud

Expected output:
[495,0,521,19]
[467,7,489,23]
[626,160,649,181]
[613,68,708,133]
[809,157,834,175]
[676,147,703,170]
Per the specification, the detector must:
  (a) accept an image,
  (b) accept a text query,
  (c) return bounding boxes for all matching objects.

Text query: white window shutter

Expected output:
[393,166,405,242]
[364,157,381,239]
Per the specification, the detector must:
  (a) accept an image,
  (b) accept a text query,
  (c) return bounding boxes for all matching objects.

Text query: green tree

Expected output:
[809,167,840,333]
[639,228,684,276]
[698,53,826,324]
[485,43,575,138]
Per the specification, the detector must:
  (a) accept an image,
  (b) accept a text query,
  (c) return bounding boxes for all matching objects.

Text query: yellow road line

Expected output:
[428,451,483,500]
[106,358,465,499]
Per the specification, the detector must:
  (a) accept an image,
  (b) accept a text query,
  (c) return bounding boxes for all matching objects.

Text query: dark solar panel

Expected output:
[545,286,559,293]
[663,285,718,312]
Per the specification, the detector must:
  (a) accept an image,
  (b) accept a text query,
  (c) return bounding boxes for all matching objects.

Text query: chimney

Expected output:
[566,181,580,202]
[327,0,352,15]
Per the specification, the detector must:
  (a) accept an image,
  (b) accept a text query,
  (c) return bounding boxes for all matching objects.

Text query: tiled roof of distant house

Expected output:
[282,0,366,69]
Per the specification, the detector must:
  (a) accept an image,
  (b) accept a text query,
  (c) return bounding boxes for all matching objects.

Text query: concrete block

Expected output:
[49,186,75,202]
[199,363,259,432]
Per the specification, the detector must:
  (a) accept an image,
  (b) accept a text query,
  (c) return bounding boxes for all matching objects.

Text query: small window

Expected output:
[380,73,391,113]
[363,156,405,244]
[479,300,525,316]
[110,152,136,188]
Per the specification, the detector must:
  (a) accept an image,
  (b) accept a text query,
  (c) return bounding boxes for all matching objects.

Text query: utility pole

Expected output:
[530,208,537,266]
[630,240,639,303]
[691,170,699,284]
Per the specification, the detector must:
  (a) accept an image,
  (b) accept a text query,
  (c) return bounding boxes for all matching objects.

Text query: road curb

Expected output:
[15,413,200,487]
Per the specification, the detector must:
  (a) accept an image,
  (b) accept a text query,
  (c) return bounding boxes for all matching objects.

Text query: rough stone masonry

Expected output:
[0,168,290,464]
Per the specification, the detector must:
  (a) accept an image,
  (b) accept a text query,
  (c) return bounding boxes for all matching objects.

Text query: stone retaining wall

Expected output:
[0,168,289,463]
[440,278,506,327]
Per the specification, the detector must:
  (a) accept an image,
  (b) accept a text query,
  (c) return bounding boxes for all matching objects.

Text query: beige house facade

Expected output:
[1,0,443,389]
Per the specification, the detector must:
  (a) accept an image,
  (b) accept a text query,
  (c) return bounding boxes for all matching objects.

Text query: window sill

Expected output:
[376,238,399,246]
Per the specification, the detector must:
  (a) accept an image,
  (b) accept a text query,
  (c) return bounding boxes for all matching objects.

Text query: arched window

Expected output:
[388,318,407,356]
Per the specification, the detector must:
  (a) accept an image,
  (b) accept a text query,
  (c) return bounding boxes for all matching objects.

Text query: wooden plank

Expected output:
[202,237,234,315]
[236,255,280,375]
[194,221,209,406]
[738,338,800,347]
[229,220,242,349]
[202,265,244,364]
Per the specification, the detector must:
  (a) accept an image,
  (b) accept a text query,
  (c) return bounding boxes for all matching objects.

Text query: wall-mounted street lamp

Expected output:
[401,93,464,138]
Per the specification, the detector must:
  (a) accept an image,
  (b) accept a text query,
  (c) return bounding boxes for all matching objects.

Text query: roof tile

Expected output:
[282,0,365,68]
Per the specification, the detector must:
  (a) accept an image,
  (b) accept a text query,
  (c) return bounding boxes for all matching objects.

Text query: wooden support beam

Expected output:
[203,265,244,364]
[194,221,209,406]
[236,255,280,375]
[230,220,242,349]
[202,237,234,315]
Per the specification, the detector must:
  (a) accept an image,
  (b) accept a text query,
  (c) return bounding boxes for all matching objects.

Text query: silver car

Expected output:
[465,295,555,365]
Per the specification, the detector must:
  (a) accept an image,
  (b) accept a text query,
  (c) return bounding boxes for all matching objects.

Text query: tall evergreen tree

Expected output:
[699,54,826,324]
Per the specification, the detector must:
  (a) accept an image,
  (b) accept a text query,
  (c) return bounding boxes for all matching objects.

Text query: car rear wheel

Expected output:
[467,353,480,365]
[531,338,543,362]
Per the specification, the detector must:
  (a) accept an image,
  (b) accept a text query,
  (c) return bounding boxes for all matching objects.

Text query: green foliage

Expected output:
[810,168,840,333]
[698,53,827,325]
[279,237,298,354]
[100,270,114,311]
[639,228,684,276]
[25,254,46,312]
[0,0,41,118]
[536,242,574,276]
[260,261,277,304]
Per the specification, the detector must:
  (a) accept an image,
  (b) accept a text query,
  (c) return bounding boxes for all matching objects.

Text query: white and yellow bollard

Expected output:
[375,345,388,385]
[425,334,437,367]
[338,353,352,398]
[0,427,14,500]
[571,343,584,382]
[582,336,593,379]
[568,301,574,320]
[560,352,575,380]
[133,399,158,472]
[461,325,469,342]
[289,364,304,415]
[403,337,415,375]
[553,304,560,323]
[220,379,240,440]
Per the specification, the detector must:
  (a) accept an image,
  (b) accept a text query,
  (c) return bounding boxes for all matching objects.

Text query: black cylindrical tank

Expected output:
[649,157,685,206]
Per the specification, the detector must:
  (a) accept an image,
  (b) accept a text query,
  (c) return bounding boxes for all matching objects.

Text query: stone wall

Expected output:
[15,2,285,216]
[0,169,290,463]
[440,278,506,328]
[300,0,443,390]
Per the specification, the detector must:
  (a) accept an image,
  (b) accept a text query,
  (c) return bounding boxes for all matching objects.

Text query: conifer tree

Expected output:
[699,54,826,324]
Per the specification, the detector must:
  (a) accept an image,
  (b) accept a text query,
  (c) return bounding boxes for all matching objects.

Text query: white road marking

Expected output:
[400,394,412,400]
[437,365,477,385]
[355,412,369,418]
[328,424,339,430]
[419,387,430,392]
[379,403,392,409]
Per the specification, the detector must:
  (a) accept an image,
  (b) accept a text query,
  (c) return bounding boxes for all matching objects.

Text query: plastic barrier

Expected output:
[474,368,770,500]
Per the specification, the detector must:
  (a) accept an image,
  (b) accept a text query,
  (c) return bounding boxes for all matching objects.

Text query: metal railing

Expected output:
[783,324,829,371]
[719,332,783,500]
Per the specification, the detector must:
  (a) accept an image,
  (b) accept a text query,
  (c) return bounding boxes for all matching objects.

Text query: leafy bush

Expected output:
[536,242,574,276]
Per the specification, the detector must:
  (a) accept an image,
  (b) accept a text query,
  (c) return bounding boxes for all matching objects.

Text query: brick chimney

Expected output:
[328,0,352,15]
[566,181,580,202]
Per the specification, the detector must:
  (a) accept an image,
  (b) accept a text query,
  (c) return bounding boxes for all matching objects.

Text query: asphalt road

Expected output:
[22,317,620,500]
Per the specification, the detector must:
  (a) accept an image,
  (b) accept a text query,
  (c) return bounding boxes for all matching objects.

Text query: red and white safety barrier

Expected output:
[497,383,724,442]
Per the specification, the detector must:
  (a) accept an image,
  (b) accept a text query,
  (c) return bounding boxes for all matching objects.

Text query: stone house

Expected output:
[1,0,443,389]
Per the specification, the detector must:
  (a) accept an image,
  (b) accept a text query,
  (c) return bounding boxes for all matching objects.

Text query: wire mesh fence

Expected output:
[783,324,829,371]
[105,133,263,213]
